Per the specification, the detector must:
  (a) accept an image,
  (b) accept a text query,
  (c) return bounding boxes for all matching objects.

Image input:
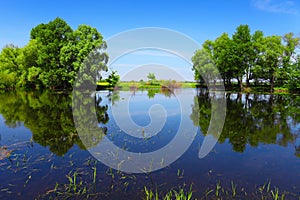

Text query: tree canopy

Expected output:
[193,24,300,92]
[0,17,117,90]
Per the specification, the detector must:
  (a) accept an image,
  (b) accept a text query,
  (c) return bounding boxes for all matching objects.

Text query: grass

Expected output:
[273,87,289,94]
[144,185,193,200]
[96,80,296,95]
[114,80,198,90]
[144,180,296,200]
[36,159,299,200]
[96,81,110,86]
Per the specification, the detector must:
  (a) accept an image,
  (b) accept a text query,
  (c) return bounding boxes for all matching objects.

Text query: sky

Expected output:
[1,0,300,80]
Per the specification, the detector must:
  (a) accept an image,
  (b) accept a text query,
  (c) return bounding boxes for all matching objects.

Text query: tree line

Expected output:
[192,24,300,92]
[0,17,116,90]
[1,20,299,92]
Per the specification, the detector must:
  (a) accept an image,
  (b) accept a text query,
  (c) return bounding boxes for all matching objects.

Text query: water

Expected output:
[0,89,299,199]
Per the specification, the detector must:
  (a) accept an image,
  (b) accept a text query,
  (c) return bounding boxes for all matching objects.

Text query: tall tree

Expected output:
[30,17,73,89]
[232,25,252,90]
[259,35,284,92]
[248,30,264,86]
[0,44,22,88]
[281,33,300,87]
[287,55,300,92]
[192,48,218,86]
[17,39,41,88]
[210,33,234,87]
[60,24,107,87]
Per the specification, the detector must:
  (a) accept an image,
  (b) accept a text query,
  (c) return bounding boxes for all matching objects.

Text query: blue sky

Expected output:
[1,0,300,80]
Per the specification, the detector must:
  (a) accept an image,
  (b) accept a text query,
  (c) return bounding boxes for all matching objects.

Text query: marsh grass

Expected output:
[144,185,193,200]
[144,181,295,200]
[2,150,298,200]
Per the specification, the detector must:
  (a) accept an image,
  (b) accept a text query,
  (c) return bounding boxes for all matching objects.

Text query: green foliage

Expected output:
[231,24,252,89]
[194,24,300,93]
[0,17,117,90]
[192,49,218,85]
[106,70,120,87]
[255,35,284,92]
[147,72,156,81]
[0,44,22,88]
[286,50,300,92]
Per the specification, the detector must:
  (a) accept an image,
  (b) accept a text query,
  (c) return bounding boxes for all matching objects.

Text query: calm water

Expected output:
[0,89,300,199]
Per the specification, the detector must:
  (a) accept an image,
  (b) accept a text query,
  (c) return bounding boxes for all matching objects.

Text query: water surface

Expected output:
[0,89,299,199]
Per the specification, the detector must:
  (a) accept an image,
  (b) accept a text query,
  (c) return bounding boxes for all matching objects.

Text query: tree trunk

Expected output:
[246,77,250,87]
[270,74,275,93]
[237,77,243,91]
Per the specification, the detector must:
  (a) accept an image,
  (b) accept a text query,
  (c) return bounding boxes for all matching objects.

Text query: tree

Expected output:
[287,55,300,92]
[0,44,22,88]
[192,48,218,86]
[0,17,115,90]
[247,30,264,86]
[60,24,107,87]
[147,72,156,81]
[231,25,252,90]
[30,17,73,89]
[193,24,299,93]
[17,39,41,88]
[281,33,300,88]
[203,34,234,87]
[106,70,120,87]
[258,35,284,92]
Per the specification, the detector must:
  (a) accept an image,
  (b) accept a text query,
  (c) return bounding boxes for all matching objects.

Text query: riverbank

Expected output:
[97,81,198,90]
[97,81,297,95]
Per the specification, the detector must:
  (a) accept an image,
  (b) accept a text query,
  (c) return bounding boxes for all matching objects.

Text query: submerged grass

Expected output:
[38,169,299,200]
[1,144,299,200]
[144,185,193,200]
[144,180,296,200]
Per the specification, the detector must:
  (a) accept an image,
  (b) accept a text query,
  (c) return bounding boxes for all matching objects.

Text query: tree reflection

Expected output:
[147,87,174,99]
[0,90,115,156]
[190,89,300,155]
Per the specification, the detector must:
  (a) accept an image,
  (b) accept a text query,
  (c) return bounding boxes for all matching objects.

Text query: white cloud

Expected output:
[252,0,298,14]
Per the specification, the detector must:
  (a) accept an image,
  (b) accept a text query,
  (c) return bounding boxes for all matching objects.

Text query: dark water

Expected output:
[0,89,299,199]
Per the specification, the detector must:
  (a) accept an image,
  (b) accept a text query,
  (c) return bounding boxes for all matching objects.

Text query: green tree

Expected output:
[287,55,300,91]
[0,17,112,90]
[0,44,22,88]
[192,48,218,86]
[231,25,252,90]
[30,17,73,89]
[248,30,264,86]
[204,33,234,87]
[106,70,120,87]
[60,24,107,87]
[147,73,156,81]
[17,39,41,88]
[281,33,300,90]
[258,35,284,92]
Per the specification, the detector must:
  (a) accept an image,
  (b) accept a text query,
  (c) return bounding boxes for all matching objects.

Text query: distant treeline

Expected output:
[192,24,300,92]
[0,17,116,90]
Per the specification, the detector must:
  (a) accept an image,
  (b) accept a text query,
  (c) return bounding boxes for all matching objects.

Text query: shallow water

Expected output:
[0,89,299,199]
